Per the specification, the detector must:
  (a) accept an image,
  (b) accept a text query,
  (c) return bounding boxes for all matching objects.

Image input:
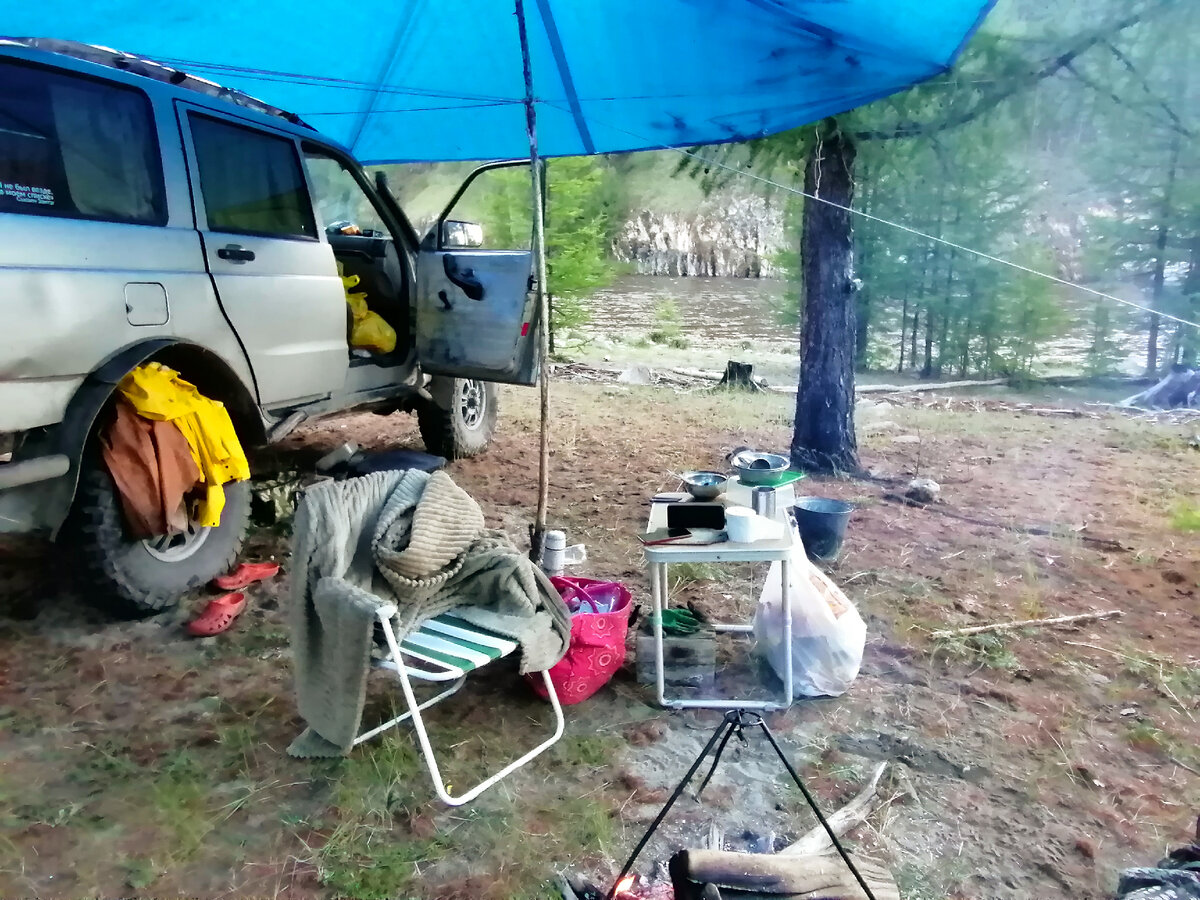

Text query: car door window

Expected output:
[189,114,315,238]
[303,151,388,236]
[0,59,165,224]
[440,166,533,250]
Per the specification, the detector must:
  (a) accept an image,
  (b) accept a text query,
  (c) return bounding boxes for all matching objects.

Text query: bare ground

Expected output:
[1,381,1197,899]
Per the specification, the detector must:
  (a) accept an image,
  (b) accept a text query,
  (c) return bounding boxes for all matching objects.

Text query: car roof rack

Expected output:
[1,37,313,129]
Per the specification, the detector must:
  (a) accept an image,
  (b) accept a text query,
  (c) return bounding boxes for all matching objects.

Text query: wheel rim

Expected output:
[458,379,486,431]
[142,515,212,562]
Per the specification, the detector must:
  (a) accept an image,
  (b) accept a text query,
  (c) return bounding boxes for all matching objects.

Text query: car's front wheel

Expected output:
[72,462,251,617]
[416,377,498,459]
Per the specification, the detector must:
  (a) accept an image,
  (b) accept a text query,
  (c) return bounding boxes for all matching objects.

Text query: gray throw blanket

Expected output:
[288,469,570,757]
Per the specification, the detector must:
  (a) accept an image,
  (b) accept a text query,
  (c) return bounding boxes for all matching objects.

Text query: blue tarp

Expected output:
[1,0,993,163]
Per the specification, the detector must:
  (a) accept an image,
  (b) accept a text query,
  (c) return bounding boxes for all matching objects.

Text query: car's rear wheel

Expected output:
[416,377,498,459]
[72,462,250,617]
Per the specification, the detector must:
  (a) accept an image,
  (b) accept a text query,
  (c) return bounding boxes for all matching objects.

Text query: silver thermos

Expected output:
[541,530,567,577]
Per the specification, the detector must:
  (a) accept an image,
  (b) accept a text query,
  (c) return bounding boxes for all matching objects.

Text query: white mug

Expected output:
[725,506,782,543]
[724,506,756,543]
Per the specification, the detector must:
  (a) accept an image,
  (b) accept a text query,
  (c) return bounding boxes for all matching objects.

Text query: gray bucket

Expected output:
[792,497,853,561]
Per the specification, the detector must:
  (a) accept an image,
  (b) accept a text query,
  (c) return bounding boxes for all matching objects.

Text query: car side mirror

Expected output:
[441,220,484,249]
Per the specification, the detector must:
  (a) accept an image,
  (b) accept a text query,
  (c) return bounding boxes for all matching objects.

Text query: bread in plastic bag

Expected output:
[753,553,865,697]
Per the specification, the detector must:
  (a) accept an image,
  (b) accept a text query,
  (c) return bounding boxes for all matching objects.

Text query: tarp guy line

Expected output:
[542,101,1200,333]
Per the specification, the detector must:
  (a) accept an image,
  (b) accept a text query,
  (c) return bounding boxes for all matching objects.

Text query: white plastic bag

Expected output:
[753,553,865,697]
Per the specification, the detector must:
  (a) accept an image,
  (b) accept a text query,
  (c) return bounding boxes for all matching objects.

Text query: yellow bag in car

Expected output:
[117,363,250,528]
[339,262,397,354]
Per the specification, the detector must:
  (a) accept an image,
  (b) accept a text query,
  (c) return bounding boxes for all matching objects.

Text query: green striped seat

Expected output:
[376,613,519,680]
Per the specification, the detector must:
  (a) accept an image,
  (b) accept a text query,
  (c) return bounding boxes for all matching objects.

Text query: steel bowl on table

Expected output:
[679,470,728,500]
[730,450,791,486]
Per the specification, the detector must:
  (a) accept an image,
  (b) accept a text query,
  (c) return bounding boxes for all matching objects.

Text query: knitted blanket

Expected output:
[288,469,570,757]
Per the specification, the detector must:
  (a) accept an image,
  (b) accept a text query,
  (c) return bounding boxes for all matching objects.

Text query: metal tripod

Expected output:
[606,709,877,900]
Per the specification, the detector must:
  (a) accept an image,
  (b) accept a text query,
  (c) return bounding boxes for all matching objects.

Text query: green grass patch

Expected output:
[0,705,42,737]
[894,856,974,900]
[933,631,1020,670]
[670,562,733,585]
[1125,719,1171,752]
[315,736,437,898]
[1120,648,1200,699]
[122,858,159,891]
[150,750,220,863]
[318,825,447,900]
[70,738,142,784]
[1170,500,1200,532]
[555,733,621,768]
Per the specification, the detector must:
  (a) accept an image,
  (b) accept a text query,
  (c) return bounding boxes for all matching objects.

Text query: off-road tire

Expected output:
[417,378,498,460]
[73,463,251,617]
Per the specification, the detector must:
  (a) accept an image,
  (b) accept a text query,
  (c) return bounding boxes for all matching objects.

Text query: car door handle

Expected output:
[217,244,256,262]
[443,253,484,301]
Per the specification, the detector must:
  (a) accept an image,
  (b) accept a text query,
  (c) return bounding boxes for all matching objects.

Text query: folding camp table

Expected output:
[642,501,794,710]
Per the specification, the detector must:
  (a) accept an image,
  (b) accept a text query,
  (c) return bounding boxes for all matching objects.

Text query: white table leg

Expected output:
[781,556,793,707]
[652,561,668,708]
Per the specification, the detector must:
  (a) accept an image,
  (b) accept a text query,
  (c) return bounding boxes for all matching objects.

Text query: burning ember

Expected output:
[614,875,636,896]
[611,874,673,899]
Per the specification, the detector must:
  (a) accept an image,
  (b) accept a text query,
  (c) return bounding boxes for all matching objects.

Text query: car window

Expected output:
[0,59,165,224]
[189,114,315,238]
[440,165,533,251]
[303,151,389,237]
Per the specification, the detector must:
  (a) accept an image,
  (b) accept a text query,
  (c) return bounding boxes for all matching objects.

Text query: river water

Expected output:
[583,274,1147,373]
[584,275,794,345]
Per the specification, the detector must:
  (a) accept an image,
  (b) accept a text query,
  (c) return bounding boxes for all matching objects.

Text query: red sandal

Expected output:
[211,562,280,591]
[186,592,247,637]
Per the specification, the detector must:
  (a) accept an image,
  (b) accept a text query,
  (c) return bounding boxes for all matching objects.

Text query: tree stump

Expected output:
[717,361,762,391]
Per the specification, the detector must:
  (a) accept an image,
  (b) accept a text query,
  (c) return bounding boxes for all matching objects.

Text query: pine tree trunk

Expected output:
[897,287,911,373]
[1183,234,1200,367]
[919,176,947,380]
[910,309,919,370]
[922,308,935,378]
[936,210,960,379]
[1147,133,1181,376]
[792,122,860,475]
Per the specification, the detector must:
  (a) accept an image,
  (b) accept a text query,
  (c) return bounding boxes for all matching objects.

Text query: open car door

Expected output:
[415,161,541,386]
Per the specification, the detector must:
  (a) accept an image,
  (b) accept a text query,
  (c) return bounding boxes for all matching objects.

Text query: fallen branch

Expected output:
[670,366,724,382]
[1169,756,1200,778]
[1019,406,1097,419]
[780,762,890,856]
[931,610,1123,640]
[881,493,1128,552]
[857,378,1007,394]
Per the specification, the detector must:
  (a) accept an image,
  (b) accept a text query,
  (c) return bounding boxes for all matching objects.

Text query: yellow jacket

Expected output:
[118,363,250,527]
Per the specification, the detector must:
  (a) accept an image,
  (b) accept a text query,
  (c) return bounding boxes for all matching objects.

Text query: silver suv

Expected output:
[0,39,541,613]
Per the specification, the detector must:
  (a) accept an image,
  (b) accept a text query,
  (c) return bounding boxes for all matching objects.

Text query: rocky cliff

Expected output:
[612,194,785,278]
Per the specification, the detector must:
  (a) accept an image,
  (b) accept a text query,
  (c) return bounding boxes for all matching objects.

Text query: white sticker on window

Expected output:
[0,183,55,205]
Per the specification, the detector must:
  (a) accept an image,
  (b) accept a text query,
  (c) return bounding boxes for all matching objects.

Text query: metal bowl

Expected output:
[680,470,728,500]
[731,450,791,486]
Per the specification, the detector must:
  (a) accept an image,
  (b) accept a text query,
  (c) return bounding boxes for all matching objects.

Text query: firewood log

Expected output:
[669,849,900,900]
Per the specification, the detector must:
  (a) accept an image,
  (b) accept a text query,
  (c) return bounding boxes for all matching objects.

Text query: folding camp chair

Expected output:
[353,603,565,807]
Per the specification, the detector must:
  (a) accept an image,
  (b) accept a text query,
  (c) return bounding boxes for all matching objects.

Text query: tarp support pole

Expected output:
[516,0,552,565]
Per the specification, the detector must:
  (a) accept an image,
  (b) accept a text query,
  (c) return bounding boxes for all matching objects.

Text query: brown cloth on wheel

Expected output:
[100,399,202,538]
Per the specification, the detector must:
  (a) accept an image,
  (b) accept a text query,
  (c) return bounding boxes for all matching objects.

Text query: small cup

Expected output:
[752,486,777,519]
